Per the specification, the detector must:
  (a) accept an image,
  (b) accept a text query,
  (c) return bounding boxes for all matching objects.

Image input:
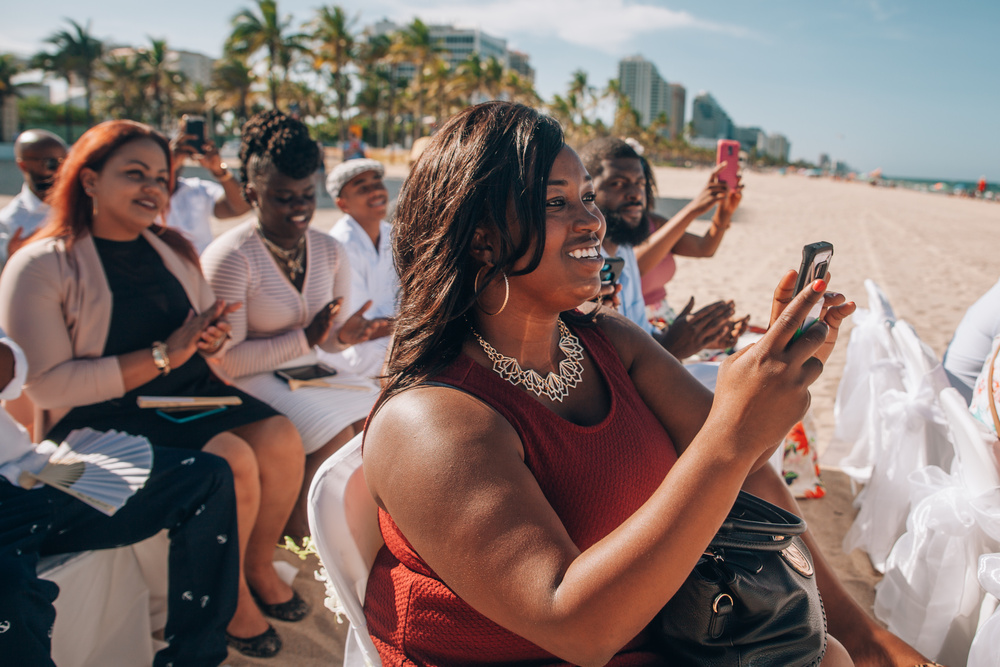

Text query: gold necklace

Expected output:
[257,225,306,280]
[470,319,585,402]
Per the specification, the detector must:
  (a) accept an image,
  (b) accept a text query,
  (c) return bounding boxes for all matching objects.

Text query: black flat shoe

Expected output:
[251,587,311,622]
[227,625,282,658]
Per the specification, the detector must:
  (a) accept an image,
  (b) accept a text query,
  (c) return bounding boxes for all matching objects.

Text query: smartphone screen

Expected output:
[793,242,833,338]
[183,115,205,151]
[275,363,338,383]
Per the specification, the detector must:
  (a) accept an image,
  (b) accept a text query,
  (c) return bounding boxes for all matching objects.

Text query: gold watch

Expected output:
[151,341,171,376]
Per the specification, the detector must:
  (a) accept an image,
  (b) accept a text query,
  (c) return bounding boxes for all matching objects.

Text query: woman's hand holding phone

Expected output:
[709,277,832,468]
[768,269,855,365]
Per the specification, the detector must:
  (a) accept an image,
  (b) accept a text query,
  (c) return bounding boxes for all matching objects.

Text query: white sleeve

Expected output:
[0,333,28,400]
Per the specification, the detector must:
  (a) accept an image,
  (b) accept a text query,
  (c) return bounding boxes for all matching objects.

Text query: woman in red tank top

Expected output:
[361,102,926,667]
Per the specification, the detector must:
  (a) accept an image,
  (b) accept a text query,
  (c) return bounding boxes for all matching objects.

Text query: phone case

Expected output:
[601,257,625,285]
[716,140,741,191]
[793,242,834,338]
[156,406,227,424]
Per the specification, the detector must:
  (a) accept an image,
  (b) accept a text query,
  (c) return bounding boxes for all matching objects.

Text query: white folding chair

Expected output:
[307,433,383,667]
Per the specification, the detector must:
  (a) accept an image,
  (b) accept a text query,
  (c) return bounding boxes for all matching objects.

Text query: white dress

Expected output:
[201,220,379,454]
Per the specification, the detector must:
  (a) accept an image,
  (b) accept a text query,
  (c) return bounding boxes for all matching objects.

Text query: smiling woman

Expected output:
[350,101,910,667]
[0,119,309,659]
[202,111,390,539]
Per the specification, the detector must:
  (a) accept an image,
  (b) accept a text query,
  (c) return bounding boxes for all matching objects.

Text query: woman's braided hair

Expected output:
[238,110,321,198]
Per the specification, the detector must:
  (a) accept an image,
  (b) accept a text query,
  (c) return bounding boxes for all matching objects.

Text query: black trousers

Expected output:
[0,446,240,667]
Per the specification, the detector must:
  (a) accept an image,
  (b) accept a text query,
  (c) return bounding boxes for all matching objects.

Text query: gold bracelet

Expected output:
[151,341,171,376]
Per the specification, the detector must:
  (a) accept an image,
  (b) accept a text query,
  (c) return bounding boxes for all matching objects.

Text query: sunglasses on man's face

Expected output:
[25,157,64,170]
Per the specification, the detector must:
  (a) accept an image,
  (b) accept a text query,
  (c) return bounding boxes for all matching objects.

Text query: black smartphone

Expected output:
[183,115,205,151]
[601,257,625,286]
[274,363,338,383]
[792,242,834,338]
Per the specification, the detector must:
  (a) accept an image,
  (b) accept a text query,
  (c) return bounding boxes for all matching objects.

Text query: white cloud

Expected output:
[373,0,755,53]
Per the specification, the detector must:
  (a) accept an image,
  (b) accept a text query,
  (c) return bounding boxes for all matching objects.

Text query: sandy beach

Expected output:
[3,165,998,665]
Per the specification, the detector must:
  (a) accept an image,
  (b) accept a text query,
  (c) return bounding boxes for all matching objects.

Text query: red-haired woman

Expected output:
[0,120,305,658]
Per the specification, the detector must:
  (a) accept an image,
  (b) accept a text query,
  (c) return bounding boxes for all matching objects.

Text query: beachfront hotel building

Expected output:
[690,91,734,142]
[667,83,686,140]
[759,133,790,162]
[369,20,518,79]
[617,55,672,129]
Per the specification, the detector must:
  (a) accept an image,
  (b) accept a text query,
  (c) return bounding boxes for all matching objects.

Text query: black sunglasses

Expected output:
[25,157,64,170]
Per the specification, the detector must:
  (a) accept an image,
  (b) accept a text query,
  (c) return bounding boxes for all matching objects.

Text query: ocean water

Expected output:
[883,175,998,197]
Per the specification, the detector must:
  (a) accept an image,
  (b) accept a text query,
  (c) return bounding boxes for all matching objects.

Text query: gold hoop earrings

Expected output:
[474,265,509,316]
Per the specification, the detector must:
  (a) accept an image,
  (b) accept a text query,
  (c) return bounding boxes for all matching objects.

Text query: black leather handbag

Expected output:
[655,491,827,666]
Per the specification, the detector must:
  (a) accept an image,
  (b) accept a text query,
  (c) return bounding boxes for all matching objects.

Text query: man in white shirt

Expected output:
[0,328,241,666]
[166,127,252,253]
[320,159,397,379]
[0,130,68,268]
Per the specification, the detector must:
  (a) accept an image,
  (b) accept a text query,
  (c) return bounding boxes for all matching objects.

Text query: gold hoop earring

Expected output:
[474,265,509,316]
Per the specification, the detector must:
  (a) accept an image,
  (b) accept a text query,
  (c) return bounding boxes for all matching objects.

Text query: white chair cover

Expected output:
[968,553,1000,667]
[44,547,155,667]
[307,432,383,667]
[842,320,952,571]
[835,298,904,484]
[872,389,1000,665]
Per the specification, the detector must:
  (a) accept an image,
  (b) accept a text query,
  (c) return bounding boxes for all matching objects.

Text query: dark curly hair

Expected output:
[238,110,322,199]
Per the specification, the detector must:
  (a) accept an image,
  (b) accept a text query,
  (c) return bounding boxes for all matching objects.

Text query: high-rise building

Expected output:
[733,126,763,151]
[169,50,214,88]
[690,91,733,141]
[508,50,535,82]
[105,46,214,88]
[369,20,517,80]
[667,83,685,140]
[617,55,671,128]
[758,133,790,162]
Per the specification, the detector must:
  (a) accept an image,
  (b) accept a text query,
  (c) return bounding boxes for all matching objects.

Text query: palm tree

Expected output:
[226,0,306,109]
[308,5,356,143]
[388,18,442,142]
[605,78,641,138]
[454,53,505,106]
[33,19,104,137]
[210,56,257,129]
[0,54,22,142]
[138,38,187,130]
[567,69,597,126]
[96,50,147,122]
[499,70,540,107]
[355,33,401,148]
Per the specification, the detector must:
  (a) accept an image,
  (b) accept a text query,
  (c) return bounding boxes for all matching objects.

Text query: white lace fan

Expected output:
[19,428,153,516]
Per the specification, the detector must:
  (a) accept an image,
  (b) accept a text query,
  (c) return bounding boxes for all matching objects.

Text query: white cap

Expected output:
[325,158,385,198]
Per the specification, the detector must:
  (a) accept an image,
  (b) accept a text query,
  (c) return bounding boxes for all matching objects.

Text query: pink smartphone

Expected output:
[716,139,741,191]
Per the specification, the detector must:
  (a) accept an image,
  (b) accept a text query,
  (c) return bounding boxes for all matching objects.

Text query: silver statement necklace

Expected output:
[470,319,585,402]
[257,225,306,280]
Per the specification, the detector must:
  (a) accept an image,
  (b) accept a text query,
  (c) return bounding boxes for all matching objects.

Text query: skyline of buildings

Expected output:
[619,54,793,162]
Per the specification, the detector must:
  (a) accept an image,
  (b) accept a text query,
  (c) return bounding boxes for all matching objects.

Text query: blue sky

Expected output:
[2,0,996,181]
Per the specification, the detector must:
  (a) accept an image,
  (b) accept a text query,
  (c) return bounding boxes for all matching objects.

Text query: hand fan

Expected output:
[18,428,153,516]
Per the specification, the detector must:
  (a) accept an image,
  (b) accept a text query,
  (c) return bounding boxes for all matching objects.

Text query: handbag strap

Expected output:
[988,342,1000,435]
[710,491,807,552]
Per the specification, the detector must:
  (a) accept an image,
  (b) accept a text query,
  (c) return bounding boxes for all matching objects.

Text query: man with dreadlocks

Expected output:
[202,110,389,540]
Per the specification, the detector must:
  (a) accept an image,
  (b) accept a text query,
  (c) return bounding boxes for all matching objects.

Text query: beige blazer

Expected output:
[0,228,216,436]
